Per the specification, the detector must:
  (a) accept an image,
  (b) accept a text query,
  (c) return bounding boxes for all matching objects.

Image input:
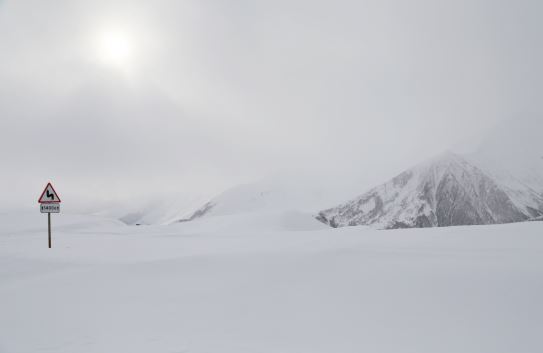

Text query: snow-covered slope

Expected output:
[2,210,543,353]
[177,178,339,222]
[88,192,211,225]
[467,154,543,220]
[317,152,543,229]
[467,114,543,219]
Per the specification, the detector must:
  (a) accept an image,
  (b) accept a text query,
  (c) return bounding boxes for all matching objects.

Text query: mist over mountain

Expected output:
[314,115,543,229]
[174,176,348,223]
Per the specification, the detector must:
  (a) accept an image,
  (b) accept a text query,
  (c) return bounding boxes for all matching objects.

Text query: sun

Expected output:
[94,28,136,70]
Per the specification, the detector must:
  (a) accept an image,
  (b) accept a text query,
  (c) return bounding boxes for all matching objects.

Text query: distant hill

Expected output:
[176,180,335,222]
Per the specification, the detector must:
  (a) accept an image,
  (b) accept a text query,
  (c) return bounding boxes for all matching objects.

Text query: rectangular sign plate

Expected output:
[40,204,60,213]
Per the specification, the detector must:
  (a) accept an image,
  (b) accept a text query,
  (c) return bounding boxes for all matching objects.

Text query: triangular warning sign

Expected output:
[38,183,61,203]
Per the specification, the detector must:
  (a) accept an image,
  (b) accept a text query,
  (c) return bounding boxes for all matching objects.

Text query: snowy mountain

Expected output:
[176,178,342,223]
[317,152,543,229]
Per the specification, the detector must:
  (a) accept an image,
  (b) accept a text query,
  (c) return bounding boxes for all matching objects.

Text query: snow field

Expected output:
[1,211,542,353]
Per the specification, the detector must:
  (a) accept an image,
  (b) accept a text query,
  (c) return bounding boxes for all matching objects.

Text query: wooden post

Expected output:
[48,212,52,249]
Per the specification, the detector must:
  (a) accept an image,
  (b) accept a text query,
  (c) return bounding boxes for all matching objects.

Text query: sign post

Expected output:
[48,212,51,248]
[38,183,61,249]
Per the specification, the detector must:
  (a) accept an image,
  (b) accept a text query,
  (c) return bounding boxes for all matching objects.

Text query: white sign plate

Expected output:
[41,204,60,213]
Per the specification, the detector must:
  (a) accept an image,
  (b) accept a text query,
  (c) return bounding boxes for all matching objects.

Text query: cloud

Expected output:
[1,0,541,209]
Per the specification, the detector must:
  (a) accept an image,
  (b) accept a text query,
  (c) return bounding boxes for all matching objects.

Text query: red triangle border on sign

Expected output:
[38,182,62,204]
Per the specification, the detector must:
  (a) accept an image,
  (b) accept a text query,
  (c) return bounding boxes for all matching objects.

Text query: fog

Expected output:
[1,0,541,210]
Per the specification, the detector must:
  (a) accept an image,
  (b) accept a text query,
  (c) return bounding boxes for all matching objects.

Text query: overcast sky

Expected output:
[1,0,541,209]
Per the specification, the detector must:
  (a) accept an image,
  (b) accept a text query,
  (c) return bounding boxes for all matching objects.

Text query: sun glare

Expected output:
[94,28,135,70]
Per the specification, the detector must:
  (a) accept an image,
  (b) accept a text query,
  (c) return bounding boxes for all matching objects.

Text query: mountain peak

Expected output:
[317,151,543,229]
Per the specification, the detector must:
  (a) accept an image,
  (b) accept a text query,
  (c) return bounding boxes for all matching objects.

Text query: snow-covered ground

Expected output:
[1,211,542,353]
